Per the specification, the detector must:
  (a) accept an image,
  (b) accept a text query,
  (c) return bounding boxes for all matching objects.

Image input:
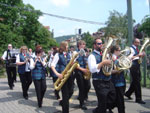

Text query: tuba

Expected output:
[114,47,132,71]
[102,37,114,76]
[138,38,150,64]
[54,49,85,91]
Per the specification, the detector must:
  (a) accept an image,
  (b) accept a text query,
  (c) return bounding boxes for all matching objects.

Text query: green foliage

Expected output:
[139,15,150,37]
[99,10,129,39]
[82,32,94,48]
[0,0,58,55]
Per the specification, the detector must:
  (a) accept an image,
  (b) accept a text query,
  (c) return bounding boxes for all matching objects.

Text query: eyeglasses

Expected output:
[117,50,121,51]
[96,43,102,45]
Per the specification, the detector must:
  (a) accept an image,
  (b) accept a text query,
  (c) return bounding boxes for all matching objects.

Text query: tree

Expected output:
[139,15,150,37]
[99,10,129,40]
[82,32,94,48]
[0,0,58,55]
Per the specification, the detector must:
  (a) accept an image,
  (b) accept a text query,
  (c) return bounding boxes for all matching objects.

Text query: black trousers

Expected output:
[115,86,125,113]
[6,66,16,88]
[93,80,116,113]
[52,77,60,99]
[84,79,91,100]
[125,65,142,101]
[19,72,32,97]
[34,79,47,107]
[74,69,87,105]
[61,75,74,113]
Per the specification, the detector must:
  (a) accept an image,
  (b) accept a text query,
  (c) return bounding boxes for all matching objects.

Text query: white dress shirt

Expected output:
[30,56,47,70]
[128,45,139,60]
[51,52,69,68]
[88,50,101,73]
[1,51,11,60]
[48,54,54,68]
[16,54,30,72]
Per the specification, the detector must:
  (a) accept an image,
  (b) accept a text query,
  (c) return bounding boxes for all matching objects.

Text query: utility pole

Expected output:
[149,0,150,15]
[127,0,134,46]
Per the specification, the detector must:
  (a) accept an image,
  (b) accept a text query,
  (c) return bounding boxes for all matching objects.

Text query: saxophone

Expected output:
[54,49,85,91]
[138,38,150,64]
[102,37,114,76]
[83,64,91,80]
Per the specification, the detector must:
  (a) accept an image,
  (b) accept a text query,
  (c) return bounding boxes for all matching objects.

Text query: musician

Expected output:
[30,45,47,107]
[1,44,17,89]
[125,38,146,104]
[51,41,73,113]
[28,48,33,57]
[73,40,89,110]
[48,47,60,100]
[110,45,126,113]
[69,46,75,58]
[83,48,91,101]
[16,46,32,99]
[88,38,116,113]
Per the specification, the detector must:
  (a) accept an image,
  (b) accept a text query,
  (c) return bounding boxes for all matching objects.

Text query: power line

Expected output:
[0,2,105,25]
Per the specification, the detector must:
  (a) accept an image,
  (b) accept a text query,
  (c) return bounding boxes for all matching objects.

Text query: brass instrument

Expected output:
[102,37,114,76]
[83,65,91,80]
[114,47,132,71]
[138,38,150,64]
[54,49,86,90]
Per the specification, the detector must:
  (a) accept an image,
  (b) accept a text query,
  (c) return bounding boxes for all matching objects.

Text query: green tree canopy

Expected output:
[99,10,129,39]
[0,0,58,55]
[139,15,150,37]
[82,32,94,48]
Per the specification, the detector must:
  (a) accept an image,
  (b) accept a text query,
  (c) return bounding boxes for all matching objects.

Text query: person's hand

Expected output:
[38,57,42,62]
[141,52,146,58]
[82,68,89,74]
[138,53,143,57]
[57,73,63,79]
[102,59,112,66]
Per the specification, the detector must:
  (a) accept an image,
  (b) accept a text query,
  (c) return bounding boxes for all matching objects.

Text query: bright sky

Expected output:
[23,0,149,37]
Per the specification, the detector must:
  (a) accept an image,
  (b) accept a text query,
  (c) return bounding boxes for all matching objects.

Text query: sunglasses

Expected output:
[96,43,102,45]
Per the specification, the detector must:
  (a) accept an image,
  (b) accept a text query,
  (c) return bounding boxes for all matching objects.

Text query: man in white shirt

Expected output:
[88,38,116,113]
[125,38,146,104]
[1,44,16,89]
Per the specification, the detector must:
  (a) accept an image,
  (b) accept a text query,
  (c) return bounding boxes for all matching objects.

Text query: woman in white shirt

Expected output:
[16,46,32,100]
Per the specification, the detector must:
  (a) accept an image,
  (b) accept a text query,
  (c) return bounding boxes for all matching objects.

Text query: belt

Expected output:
[93,78,110,81]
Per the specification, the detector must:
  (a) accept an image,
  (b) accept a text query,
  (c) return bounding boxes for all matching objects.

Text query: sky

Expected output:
[23,0,150,37]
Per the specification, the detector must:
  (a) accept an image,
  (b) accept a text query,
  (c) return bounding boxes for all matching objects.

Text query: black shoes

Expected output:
[59,100,62,106]
[136,100,146,104]
[23,96,28,100]
[38,103,42,108]
[124,93,132,100]
[80,104,87,110]
[10,86,13,90]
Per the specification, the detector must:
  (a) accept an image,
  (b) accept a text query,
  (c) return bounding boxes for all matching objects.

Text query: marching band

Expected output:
[1,37,149,113]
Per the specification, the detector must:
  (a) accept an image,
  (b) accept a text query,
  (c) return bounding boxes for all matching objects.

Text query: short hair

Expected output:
[20,46,28,53]
[93,38,101,45]
[132,38,139,44]
[110,45,120,54]
[77,40,86,48]
[35,45,43,55]
[8,44,12,47]
[70,46,74,49]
